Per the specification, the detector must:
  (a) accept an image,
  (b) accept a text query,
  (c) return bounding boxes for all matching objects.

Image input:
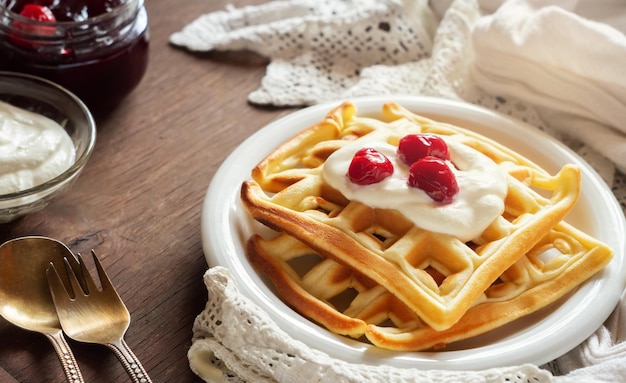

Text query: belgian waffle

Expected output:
[241,101,612,350]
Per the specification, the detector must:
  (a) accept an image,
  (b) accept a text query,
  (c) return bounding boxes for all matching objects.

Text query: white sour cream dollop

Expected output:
[0,101,76,195]
[322,130,508,242]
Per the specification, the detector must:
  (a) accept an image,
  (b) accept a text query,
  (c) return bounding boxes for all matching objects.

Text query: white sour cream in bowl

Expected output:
[0,100,76,195]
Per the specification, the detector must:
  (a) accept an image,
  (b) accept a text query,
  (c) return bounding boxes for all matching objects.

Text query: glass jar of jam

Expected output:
[0,0,149,115]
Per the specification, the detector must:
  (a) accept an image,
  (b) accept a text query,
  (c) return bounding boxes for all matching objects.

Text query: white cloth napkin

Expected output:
[471,0,626,175]
[172,0,626,382]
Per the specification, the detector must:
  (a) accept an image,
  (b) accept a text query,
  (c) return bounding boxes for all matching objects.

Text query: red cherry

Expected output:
[348,147,394,185]
[19,4,56,21]
[9,4,57,49]
[407,156,459,203]
[397,133,450,166]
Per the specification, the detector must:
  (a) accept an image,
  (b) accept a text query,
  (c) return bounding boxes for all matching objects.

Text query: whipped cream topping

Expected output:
[0,101,76,195]
[322,127,508,242]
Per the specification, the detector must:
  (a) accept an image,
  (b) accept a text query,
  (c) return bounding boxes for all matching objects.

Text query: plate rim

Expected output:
[201,95,626,371]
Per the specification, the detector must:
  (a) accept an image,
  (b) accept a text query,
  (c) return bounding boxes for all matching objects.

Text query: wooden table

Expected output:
[0,0,288,381]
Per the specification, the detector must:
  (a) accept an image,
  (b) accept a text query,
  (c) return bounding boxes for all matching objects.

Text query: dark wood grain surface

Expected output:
[0,0,291,381]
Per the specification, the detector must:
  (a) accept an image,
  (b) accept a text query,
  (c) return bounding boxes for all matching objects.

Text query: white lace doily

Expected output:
[189,267,618,383]
[188,267,554,383]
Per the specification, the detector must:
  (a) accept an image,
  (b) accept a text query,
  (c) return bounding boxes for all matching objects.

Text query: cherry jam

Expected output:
[0,0,149,114]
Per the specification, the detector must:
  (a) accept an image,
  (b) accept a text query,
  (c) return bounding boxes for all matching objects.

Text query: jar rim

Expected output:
[0,0,142,26]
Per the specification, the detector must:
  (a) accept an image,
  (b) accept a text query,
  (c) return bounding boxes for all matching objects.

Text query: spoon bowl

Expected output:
[0,236,84,383]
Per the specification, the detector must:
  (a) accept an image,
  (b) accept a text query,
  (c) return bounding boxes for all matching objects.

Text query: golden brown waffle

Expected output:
[241,101,612,350]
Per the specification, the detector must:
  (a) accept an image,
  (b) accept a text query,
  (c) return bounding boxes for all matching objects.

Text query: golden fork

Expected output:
[47,251,153,383]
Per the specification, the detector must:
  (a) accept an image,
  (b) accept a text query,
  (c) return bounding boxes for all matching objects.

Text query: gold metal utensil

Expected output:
[47,251,153,383]
[0,236,85,383]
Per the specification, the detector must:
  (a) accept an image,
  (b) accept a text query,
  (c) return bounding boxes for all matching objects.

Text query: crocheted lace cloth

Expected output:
[171,0,626,382]
[188,266,623,383]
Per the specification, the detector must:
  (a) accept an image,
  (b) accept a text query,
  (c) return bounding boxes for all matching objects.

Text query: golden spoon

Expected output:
[0,236,84,383]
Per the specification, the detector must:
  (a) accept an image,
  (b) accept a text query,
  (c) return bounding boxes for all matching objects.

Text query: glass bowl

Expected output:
[0,71,96,223]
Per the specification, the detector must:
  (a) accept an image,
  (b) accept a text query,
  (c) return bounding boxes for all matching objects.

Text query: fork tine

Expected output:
[63,257,87,297]
[90,250,114,291]
[46,262,70,300]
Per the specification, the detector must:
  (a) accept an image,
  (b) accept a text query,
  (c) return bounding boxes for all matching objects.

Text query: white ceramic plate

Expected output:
[201,96,626,371]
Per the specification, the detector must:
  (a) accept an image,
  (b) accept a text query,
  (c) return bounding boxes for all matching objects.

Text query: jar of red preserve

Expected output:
[0,0,149,115]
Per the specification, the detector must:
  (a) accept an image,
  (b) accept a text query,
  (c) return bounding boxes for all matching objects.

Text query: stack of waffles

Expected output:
[240,101,612,351]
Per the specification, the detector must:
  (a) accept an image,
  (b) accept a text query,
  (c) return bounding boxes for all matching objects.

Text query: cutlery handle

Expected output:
[107,339,153,383]
[45,332,84,383]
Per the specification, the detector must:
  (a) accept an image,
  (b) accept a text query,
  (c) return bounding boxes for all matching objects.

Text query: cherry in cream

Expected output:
[348,147,394,185]
[407,156,459,203]
[347,133,459,203]
[397,133,450,165]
